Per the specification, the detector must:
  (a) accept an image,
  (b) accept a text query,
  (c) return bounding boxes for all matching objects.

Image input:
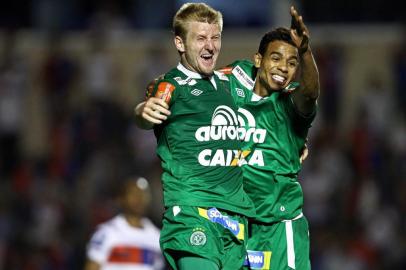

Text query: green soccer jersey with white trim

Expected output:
[148,63,255,218]
[221,60,316,223]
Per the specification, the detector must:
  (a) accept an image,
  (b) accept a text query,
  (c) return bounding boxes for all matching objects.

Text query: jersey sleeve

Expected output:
[145,77,178,106]
[218,59,255,79]
[86,225,111,264]
[218,60,256,106]
[217,64,234,76]
[283,94,317,133]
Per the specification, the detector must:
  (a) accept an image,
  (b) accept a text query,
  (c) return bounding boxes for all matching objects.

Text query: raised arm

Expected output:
[289,6,320,115]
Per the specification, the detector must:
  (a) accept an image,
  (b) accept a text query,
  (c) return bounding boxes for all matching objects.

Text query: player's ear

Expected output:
[254,53,262,68]
[174,36,185,53]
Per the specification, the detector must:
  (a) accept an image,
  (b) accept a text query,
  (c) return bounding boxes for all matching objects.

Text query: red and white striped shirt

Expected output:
[87,215,164,270]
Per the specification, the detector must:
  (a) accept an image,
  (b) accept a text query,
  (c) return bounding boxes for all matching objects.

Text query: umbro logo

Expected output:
[191,89,203,96]
[236,88,245,97]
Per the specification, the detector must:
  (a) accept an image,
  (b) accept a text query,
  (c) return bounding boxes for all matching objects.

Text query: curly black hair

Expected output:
[258,27,296,55]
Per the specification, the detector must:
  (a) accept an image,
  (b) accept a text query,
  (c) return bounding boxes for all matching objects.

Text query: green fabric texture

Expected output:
[160,206,248,270]
[245,217,310,270]
[150,65,255,217]
[177,256,219,270]
[225,59,316,223]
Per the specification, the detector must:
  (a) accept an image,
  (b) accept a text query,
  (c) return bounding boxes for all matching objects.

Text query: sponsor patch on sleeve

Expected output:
[232,65,255,90]
[155,82,176,104]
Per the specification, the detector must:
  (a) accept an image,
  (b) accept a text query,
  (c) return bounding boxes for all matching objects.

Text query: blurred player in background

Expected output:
[134,2,255,270]
[84,176,164,270]
[222,6,319,270]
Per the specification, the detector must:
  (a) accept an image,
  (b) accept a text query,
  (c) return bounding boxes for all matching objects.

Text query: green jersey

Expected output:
[220,60,316,223]
[148,63,255,217]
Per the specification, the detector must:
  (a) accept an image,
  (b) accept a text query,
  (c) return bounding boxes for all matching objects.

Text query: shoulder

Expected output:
[152,67,193,89]
[233,59,255,70]
[163,67,197,87]
[155,68,199,91]
[230,59,255,79]
[219,59,256,90]
[145,70,183,104]
[92,215,122,235]
[217,59,254,72]
[87,216,121,250]
[142,218,161,234]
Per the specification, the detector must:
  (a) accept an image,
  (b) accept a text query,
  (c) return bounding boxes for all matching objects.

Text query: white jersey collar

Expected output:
[177,63,203,79]
[177,63,217,89]
[251,92,263,101]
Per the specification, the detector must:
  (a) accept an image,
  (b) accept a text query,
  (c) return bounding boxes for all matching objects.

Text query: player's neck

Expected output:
[124,214,143,228]
[254,82,269,97]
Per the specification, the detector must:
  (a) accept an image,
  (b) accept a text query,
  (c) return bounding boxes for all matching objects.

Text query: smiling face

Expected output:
[175,21,221,76]
[254,40,299,96]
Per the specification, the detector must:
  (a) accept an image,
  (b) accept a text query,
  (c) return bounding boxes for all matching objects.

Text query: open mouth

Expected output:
[272,74,286,84]
[201,54,214,65]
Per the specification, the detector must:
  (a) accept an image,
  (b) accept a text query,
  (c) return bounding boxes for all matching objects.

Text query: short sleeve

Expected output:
[86,226,111,264]
[284,94,317,135]
[146,78,177,106]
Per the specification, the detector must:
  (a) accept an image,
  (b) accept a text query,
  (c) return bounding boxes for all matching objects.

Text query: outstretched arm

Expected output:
[134,77,171,129]
[290,6,320,115]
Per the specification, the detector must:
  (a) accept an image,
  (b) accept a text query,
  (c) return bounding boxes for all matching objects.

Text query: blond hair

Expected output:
[173,2,223,40]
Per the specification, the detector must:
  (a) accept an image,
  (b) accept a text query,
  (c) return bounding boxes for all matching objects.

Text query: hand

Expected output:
[138,97,171,125]
[290,6,310,55]
[299,143,309,164]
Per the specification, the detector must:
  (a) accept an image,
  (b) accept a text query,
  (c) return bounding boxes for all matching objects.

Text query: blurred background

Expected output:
[0,0,405,269]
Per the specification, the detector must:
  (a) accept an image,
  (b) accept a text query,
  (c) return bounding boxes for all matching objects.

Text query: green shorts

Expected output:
[244,214,310,270]
[160,205,248,270]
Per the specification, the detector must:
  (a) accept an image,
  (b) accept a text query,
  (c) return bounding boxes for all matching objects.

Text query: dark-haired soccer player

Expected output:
[221,6,319,269]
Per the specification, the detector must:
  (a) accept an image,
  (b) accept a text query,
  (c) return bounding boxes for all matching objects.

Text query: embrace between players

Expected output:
[135,2,319,270]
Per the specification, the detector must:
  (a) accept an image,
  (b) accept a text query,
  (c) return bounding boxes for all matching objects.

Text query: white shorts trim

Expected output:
[282,212,303,222]
[285,220,296,269]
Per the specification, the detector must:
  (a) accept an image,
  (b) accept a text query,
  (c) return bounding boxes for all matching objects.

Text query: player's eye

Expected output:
[288,61,298,67]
